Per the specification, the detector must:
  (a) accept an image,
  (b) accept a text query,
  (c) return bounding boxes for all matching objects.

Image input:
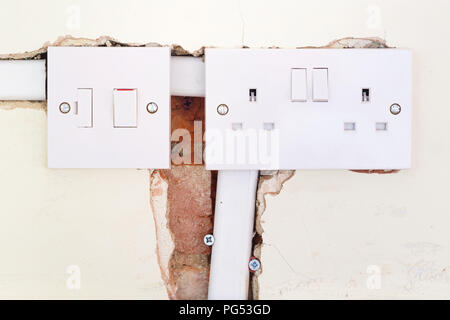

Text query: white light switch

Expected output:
[77,88,92,127]
[113,89,137,128]
[312,68,329,102]
[48,47,171,168]
[291,68,307,102]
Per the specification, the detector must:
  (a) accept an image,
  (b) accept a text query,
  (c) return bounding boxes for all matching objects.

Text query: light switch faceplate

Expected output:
[205,48,412,170]
[48,47,170,168]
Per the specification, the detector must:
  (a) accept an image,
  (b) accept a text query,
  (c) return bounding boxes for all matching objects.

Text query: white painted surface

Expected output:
[0,0,449,300]
[205,49,412,170]
[312,68,329,102]
[0,60,46,100]
[291,68,307,102]
[170,56,205,97]
[208,170,258,300]
[47,47,171,168]
[76,88,93,127]
[0,107,167,299]
[113,89,138,128]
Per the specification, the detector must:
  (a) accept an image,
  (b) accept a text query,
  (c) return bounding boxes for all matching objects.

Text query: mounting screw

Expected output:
[59,102,71,114]
[183,97,193,110]
[203,234,215,246]
[217,104,229,116]
[390,103,401,115]
[248,257,261,272]
[146,102,158,114]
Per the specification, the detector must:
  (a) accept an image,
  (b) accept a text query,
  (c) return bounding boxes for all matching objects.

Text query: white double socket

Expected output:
[47,47,171,168]
[205,49,412,170]
[47,47,412,170]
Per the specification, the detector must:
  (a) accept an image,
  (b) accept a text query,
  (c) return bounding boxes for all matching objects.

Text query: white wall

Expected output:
[2,0,447,53]
[0,107,166,299]
[0,0,449,299]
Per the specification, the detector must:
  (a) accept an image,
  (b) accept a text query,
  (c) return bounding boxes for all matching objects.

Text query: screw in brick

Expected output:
[183,97,193,110]
[203,234,215,246]
[248,257,261,272]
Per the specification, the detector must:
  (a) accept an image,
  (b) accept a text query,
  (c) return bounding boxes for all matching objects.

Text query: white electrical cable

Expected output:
[208,170,259,300]
[170,56,205,97]
[0,56,204,101]
[0,60,46,100]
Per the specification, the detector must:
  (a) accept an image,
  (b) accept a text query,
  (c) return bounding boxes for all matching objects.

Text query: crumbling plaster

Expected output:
[0,35,398,300]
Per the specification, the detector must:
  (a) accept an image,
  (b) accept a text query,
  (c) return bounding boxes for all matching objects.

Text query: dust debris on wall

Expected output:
[0,101,46,111]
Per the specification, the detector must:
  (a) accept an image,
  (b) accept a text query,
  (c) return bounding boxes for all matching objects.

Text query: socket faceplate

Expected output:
[47,47,171,168]
[205,49,412,170]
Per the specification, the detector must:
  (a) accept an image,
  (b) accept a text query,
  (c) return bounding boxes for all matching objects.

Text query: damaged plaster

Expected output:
[0,101,45,111]
[150,167,214,300]
[251,170,295,299]
[1,35,398,300]
[0,35,202,112]
[0,35,204,60]
[150,96,215,300]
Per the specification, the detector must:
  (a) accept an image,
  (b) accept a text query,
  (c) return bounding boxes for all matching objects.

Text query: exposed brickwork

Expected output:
[151,96,216,300]
[162,167,213,255]
[251,171,295,299]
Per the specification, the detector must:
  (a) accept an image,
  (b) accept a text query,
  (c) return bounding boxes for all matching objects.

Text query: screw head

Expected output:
[59,102,71,114]
[217,104,229,116]
[146,102,158,114]
[183,97,193,110]
[390,103,401,115]
[248,257,261,272]
[203,234,215,246]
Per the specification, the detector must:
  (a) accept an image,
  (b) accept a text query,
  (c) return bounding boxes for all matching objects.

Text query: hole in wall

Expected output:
[232,122,243,130]
[249,89,257,102]
[376,122,388,131]
[344,122,356,131]
[263,122,274,131]
[362,88,370,102]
